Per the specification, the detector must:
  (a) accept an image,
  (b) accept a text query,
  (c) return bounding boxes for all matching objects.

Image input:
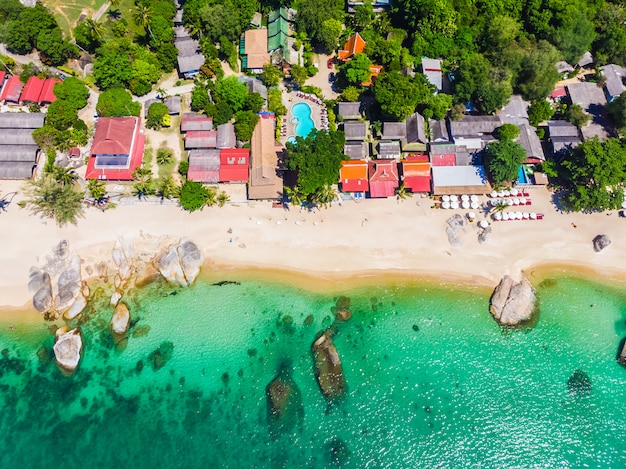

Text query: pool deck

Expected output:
[280,93,326,143]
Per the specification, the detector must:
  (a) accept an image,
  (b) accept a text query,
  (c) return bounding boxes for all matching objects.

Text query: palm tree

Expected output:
[52,166,78,187]
[87,179,106,200]
[217,191,230,207]
[156,148,173,165]
[395,182,412,201]
[157,175,177,200]
[284,185,304,207]
[156,88,167,100]
[314,184,337,208]
[19,176,84,226]
[205,186,218,206]
[133,4,155,40]
[83,18,104,42]
[132,166,154,198]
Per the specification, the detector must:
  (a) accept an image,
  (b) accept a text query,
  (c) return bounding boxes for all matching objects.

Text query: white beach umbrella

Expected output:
[470,201,479,209]
[491,190,498,198]
[442,195,450,202]
[470,195,478,202]
[461,194,470,202]
[513,198,520,205]
[450,201,459,209]
[479,220,489,228]
[504,190,511,197]
[468,211,476,219]
[519,197,527,205]
[515,211,523,220]
[523,212,530,219]
[510,188,519,196]
[450,195,459,202]
[497,191,505,197]
[494,212,502,221]
[442,201,451,209]
[502,212,509,221]
[462,201,470,209]
[490,199,498,206]
[530,212,537,220]
[622,201,626,209]
[507,199,514,206]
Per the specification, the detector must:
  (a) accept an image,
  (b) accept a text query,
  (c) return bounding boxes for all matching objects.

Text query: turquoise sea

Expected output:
[1,273,626,468]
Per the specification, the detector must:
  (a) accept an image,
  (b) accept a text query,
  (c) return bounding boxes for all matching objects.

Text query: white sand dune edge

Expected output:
[1,185,625,309]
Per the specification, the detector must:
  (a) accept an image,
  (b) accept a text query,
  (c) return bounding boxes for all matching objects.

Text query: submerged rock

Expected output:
[148,341,174,371]
[156,239,203,287]
[489,274,536,326]
[592,234,611,252]
[266,361,304,435]
[111,302,130,337]
[617,339,626,366]
[53,328,82,372]
[327,437,350,466]
[312,330,346,399]
[334,296,352,322]
[567,369,592,395]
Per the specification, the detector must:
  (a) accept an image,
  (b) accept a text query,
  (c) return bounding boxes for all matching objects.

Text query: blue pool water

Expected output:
[291,102,316,137]
[518,165,529,184]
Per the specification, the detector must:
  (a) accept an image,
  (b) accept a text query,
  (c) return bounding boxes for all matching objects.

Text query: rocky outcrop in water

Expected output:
[490,274,536,326]
[592,234,611,252]
[334,296,352,322]
[312,330,346,399]
[567,369,591,395]
[617,339,626,366]
[156,239,203,287]
[266,361,304,435]
[53,328,82,372]
[111,302,130,337]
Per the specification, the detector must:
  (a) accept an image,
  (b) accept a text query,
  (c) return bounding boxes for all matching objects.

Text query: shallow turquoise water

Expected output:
[0,275,626,468]
[292,102,315,137]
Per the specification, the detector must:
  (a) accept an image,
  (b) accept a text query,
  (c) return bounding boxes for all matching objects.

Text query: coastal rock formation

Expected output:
[312,330,346,399]
[617,339,626,366]
[334,296,352,322]
[112,238,135,281]
[478,226,492,244]
[53,328,82,372]
[30,269,53,313]
[266,361,304,435]
[111,302,130,336]
[445,214,466,248]
[592,234,611,252]
[110,291,122,306]
[156,239,203,287]
[65,294,86,320]
[490,274,536,326]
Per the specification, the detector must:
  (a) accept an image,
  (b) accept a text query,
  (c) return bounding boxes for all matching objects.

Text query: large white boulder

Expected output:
[53,328,83,372]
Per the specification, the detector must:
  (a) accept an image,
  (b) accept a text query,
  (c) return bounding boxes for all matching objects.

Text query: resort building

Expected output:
[248,114,284,200]
[180,113,213,132]
[429,143,456,166]
[421,57,443,91]
[338,33,366,62]
[219,148,250,183]
[175,21,205,78]
[429,119,450,142]
[368,160,399,197]
[343,122,367,141]
[0,75,24,104]
[144,96,181,117]
[382,112,427,153]
[336,102,362,121]
[344,141,369,160]
[339,160,369,195]
[431,165,490,195]
[267,7,297,64]
[517,123,545,163]
[566,82,608,140]
[19,76,61,105]
[400,156,431,193]
[216,123,236,149]
[449,115,501,150]
[84,117,145,180]
[547,120,581,154]
[0,112,45,179]
[188,149,221,183]
[346,0,391,13]
[377,140,401,160]
[600,64,626,102]
[241,29,271,73]
[244,78,268,103]
[185,131,218,149]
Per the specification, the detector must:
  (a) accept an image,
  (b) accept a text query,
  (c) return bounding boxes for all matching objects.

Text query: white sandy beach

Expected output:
[1,180,625,309]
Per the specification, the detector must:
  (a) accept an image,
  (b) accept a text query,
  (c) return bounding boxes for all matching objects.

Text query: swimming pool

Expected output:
[517,165,529,184]
[291,102,316,137]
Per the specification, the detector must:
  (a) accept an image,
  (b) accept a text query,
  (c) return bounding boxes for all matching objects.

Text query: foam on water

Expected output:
[0,275,625,468]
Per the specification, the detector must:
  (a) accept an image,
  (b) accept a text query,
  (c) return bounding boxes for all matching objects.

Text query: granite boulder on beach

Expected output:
[490,274,537,326]
[156,239,203,287]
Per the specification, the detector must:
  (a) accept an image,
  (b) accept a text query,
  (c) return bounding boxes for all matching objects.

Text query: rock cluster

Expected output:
[156,239,203,287]
[490,274,537,326]
[445,214,465,248]
[53,328,82,372]
[111,302,130,337]
[311,331,346,399]
[592,234,611,252]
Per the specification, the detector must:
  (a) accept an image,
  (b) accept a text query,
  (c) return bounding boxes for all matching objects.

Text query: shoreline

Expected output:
[2,183,626,316]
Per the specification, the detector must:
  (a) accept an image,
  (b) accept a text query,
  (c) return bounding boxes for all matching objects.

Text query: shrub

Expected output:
[179,180,210,211]
[146,102,169,130]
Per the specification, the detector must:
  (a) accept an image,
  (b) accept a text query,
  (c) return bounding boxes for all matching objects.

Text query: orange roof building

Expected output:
[338,33,366,62]
[339,160,369,193]
[400,158,431,193]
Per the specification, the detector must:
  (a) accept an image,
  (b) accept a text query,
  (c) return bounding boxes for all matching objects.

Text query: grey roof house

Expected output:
[337,102,361,120]
[216,123,236,149]
[449,115,502,149]
[600,64,626,102]
[344,141,369,160]
[382,113,427,152]
[547,120,581,153]
[377,140,401,159]
[0,112,45,179]
[343,122,367,140]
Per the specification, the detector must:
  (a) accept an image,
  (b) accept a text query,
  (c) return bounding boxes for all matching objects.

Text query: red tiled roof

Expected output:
[0,76,24,103]
[91,117,138,155]
[219,148,249,182]
[185,130,217,149]
[39,78,62,104]
[404,175,431,193]
[188,168,219,183]
[338,33,366,61]
[368,160,399,198]
[551,88,567,99]
[430,153,456,166]
[180,113,213,132]
[339,160,369,193]
[85,133,145,180]
[20,76,45,103]
[362,65,383,86]
[0,72,6,88]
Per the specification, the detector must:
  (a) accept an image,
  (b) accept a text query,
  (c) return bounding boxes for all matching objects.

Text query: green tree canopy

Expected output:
[495,123,520,141]
[53,78,89,110]
[559,138,626,212]
[484,139,526,184]
[373,71,431,121]
[295,0,344,42]
[234,110,260,142]
[285,129,346,200]
[146,102,169,130]
[179,180,211,211]
[260,63,282,87]
[516,41,560,101]
[214,76,249,112]
[528,99,554,127]
[319,18,343,53]
[565,104,591,128]
[339,54,372,87]
[96,88,141,117]
[19,175,84,226]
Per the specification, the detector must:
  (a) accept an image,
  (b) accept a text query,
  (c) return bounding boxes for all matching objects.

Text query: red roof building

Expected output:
[219,148,249,182]
[188,149,220,183]
[39,78,62,104]
[85,117,145,180]
[0,72,6,91]
[368,160,399,198]
[338,33,366,61]
[401,158,431,193]
[185,130,218,149]
[0,75,24,103]
[429,144,456,167]
[339,160,369,193]
[20,76,45,104]
[180,113,213,132]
